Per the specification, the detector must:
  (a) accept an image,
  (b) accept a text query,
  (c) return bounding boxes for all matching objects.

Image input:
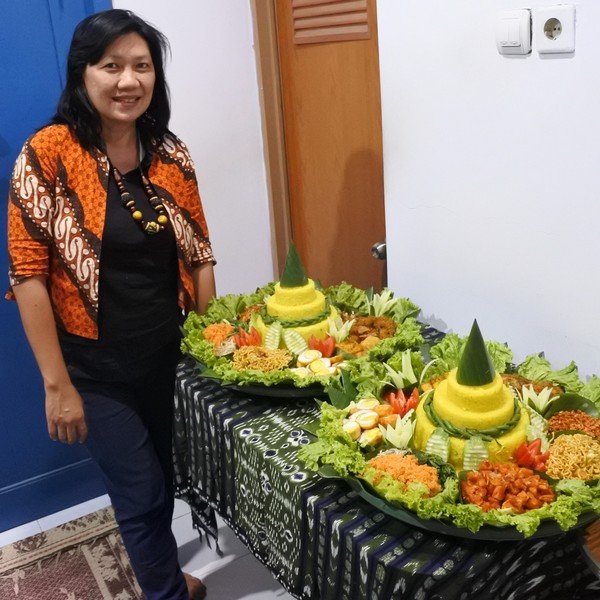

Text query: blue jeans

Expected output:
[64,337,188,600]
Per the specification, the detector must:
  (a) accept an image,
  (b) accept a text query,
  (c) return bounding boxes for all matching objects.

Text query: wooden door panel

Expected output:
[275,0,385,289]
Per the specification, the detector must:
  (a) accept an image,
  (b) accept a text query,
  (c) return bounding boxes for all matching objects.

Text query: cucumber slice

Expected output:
[401,350,418,385]
[264,322,282,350]
[462,436,489,471]
[425,427,450,463]
[283,329,308,355]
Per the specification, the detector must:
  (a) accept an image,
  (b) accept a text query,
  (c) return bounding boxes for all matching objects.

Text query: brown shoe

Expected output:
[184,572,207,600]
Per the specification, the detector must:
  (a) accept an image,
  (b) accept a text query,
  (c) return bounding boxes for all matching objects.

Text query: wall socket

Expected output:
[535,5,576,54]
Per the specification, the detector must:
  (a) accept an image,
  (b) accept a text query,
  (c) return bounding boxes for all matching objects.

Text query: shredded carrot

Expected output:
[367,453,441,497]
[203,322,235,347]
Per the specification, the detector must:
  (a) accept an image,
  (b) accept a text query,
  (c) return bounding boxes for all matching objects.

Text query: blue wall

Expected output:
[0,0,111,532]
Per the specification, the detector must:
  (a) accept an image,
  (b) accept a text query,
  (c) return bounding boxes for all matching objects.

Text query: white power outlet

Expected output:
[535,5,576,54]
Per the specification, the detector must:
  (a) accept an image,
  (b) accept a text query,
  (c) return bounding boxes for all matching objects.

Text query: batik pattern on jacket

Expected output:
[7,124,214,339]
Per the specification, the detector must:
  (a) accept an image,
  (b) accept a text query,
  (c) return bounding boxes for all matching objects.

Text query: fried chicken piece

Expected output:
[349,316,396,341]
[337,339,364,356]
[360,335,381,351]
[501,373,562,397]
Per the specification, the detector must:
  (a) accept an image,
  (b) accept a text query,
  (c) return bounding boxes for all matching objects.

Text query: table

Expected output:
[173,358,600,600]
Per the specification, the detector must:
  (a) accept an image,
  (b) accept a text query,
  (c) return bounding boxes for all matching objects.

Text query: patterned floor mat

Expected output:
[0,508,142,600]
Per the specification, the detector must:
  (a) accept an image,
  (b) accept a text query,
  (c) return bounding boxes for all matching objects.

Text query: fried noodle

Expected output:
[232,346,292,372]
[546,434,600,481]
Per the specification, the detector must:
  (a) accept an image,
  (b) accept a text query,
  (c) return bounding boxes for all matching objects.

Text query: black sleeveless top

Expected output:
[59,156,183,378]
[97,165,181,343]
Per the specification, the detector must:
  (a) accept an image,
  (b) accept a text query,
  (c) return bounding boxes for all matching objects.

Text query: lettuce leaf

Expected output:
[427,334,463,378]
[365,318,424,361]
[203,294,245,323]
[298,403,366,476]
[192,283,274,328]
[340,358,387,398]
[487,342,514,374]
[389,297,421,323]
[580,375,600,410]
[324,282,369,314]
[517,354,584,393]
[425,334,513,381]
[324,283,420,324]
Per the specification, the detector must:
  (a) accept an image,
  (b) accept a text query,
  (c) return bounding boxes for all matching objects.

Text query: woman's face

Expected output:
[83,32,156,133]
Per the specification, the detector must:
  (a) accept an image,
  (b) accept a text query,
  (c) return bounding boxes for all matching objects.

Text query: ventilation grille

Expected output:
[292,0,370,45]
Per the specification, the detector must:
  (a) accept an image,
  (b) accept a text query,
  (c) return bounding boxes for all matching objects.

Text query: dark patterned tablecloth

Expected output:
[173,358,600,600]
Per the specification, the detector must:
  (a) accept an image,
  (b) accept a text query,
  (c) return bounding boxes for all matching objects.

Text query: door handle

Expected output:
[371,241,386,260]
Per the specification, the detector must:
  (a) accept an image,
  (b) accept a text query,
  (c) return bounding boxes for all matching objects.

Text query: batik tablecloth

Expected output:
[173,358,599,600]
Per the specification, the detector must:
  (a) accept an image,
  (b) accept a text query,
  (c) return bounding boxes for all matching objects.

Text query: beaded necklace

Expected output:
[111,145,169,235]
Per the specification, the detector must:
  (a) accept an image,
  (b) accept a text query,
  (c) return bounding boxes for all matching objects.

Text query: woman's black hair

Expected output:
[51,9,170,151]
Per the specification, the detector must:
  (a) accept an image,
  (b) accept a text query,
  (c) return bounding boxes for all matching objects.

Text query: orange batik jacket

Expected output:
[7,124,214,339]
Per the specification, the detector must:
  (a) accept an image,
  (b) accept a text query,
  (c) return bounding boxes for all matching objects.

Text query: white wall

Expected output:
[378,0,600,377]
[113,0,273,294]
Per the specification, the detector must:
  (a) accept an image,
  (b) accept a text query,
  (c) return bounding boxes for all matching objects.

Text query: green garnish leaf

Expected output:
[456,320,496,386]
[301,420,320,437]
[543,393,600,418]
[280,242,308,288]
[196,367,224,381]
[325,369,358,409]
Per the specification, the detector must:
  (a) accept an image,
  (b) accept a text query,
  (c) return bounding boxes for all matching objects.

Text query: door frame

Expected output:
[250,0,291,276]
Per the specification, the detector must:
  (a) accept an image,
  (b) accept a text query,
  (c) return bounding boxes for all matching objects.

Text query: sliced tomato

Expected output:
[383,387,419,417]
[512,439,548,472]
[528,438,542,455]
[514,443,529,462]
[233,326,262,347]
[308,335,336,358]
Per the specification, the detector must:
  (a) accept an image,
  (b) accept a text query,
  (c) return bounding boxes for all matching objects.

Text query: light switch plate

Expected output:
[496,9,532,55]
[535,5,576,54]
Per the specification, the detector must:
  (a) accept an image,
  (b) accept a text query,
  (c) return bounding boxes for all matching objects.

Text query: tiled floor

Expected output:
[0,495,295,600]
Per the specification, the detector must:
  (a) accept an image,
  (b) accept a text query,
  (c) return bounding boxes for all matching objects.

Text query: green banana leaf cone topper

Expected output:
[456,320,496,386]
[280,242,308,288]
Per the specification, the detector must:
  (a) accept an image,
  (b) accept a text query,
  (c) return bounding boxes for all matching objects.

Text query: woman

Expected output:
[6,9,213,600]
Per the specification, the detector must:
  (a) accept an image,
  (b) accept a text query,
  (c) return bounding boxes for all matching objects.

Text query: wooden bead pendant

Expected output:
[112,165,169,235]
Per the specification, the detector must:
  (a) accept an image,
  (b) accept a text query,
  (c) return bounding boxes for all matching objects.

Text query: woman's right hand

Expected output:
[45,382,88,444]
[12,277,88,445]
